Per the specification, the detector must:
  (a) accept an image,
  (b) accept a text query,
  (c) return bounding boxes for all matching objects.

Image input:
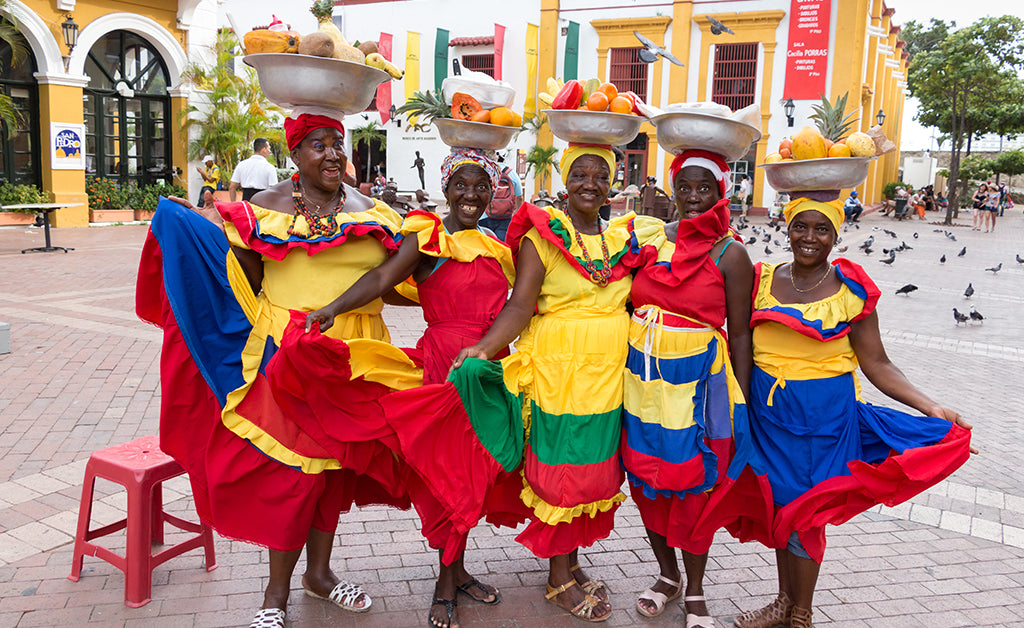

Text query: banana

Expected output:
[538,92,555,107]
[546,77,560,95]
[365,53,404,79]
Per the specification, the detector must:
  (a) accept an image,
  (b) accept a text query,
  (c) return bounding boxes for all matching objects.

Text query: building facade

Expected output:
[1,0,217,226]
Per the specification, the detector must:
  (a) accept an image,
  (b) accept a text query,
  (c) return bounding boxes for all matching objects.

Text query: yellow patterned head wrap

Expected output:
[784,197,844,233]
[559,144,615,185]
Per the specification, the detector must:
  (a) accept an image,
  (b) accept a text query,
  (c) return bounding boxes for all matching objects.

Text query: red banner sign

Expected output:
[783,0,830,100]
[376,32,393,124]
[494,23,505,81]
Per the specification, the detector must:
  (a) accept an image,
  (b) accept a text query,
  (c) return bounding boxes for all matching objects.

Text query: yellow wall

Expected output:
[536,0,559,194]
[16,0,188,226]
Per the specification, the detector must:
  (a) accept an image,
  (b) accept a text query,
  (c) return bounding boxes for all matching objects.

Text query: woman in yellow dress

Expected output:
[452,145,660,622]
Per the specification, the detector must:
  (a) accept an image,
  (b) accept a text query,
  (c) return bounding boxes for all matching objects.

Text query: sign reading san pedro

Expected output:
[50,123,87,170]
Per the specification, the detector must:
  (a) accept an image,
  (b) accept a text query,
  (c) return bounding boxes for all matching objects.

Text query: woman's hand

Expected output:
[450,345,489,372]
[305,307,337,333]
[925,405,978,454]
[169,195,222,227]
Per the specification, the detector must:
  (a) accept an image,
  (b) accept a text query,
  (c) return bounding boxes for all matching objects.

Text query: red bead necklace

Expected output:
[570,220,613,287]
[287,172,346,238]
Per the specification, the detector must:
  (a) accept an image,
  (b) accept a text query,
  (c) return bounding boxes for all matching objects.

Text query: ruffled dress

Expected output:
[459,203,661,557]
[622,199,760,553]
[136,197,415,552]
[730,259,972,562]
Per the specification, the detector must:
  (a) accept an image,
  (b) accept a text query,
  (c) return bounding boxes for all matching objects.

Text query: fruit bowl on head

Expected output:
[759,157,874,198]
[543,109,643,145]
[243,53,388,114]
[650,110,761,162]
[432,118,517,151]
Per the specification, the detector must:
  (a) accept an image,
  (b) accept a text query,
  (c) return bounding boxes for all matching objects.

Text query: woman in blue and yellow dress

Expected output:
[136,112,416,628]
[731,198,974,628]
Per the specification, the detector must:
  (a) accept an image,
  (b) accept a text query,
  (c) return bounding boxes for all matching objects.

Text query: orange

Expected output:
[586,92,610,112]
[609,96,633,114]
[470,109,491,123]
[597,82,618,102]
[828,143,852,158]
[779,147,792,159]
[779,138,792,153]
[511,111,523,127]
[489,106,515,127]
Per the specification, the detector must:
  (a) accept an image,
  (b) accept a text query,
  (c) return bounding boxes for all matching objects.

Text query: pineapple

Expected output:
[310,0,363,62]
[395,90,451,123]
[809,92,857,142]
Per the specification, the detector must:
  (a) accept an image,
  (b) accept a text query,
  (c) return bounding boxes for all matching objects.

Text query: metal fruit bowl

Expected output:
[243,53,389,114]
[442,77,516,109]
[432,118,517,150]
[759,157,875,193]
[650,110,761,161]
[543,109,644,145]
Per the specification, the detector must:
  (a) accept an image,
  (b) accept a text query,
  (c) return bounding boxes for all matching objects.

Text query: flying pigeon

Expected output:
[708,16,735,35]
[958,246,966,257]
[895,284,917,296]
[969,305,984,323]
[964,283,974,298]
[940,254,946,263]
[985,263,1002,274]
[633,31,684,65]
[953,308,969,326]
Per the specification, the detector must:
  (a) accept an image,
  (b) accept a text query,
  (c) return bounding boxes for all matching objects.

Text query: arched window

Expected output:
[84,31,171,187]
[0,28,40,187]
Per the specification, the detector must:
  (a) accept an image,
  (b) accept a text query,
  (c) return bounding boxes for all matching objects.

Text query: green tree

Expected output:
[990,148,1024,182]
[179,29,284,179]
[903,16,1024,224]
[525,145,559,193]
[957,154,994,183]
[349,122,385,184]
[0,7,29,137]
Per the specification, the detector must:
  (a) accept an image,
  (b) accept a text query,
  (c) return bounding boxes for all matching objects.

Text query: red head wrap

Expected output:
[284,114,345,151]
[668,149,731,198]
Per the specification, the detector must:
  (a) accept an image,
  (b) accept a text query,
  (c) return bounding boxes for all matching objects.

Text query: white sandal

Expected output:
[249,608,285,628]
[304,580,372,613]
[685,595,715,628]
[636,574,682,618]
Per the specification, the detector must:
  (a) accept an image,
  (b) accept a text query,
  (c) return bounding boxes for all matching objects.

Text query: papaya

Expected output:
[452,92,484,120]
[791,126,827,160]
[244,29,299,54]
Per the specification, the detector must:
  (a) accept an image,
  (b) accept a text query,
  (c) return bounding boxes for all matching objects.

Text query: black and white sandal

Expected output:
[304,580,372,613]
[249,607,285,628]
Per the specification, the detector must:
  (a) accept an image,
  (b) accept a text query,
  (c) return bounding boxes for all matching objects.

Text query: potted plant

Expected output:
[130,183,187,220]
[87,177,133,222]
[0,181,47,226]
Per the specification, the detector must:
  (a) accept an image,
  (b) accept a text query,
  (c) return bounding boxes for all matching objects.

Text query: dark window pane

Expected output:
[712,43,758,111]
[461,54,495,78]
[609,47,647,99]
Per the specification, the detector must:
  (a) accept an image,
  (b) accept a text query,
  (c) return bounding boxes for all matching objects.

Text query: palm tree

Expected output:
[178,29,284,179]
[350,122,385,183]
[525,144,559,193]
[0,6,29,138]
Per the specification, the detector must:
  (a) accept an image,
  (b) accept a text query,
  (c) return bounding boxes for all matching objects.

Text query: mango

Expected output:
[791,126,827,160]
[827,143,852,158]
[764,152,783,163]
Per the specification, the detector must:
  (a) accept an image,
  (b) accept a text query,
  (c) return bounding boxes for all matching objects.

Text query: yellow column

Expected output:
[37,81,88,227]
[537,0,559,194]
[664,1,694,185]
[170,92,190,194]
[862,0,882,203]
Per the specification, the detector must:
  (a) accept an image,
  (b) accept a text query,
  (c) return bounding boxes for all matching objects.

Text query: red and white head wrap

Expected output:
[668,149,731,198]
[284,112,345,151]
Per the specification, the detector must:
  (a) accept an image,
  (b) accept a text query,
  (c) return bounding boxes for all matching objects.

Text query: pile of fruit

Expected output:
[242,0,403,79]
[765,93,879,163]
[396,89,524,128]
[539,78,642,115]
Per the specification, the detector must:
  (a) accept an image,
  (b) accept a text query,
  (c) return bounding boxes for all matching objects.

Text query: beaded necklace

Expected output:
[287,172,345,238]
[570,219,613,287]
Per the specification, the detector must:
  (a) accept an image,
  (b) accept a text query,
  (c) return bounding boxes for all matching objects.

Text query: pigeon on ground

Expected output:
[774,239,782,247]
[837,246,849,253]
[986,263,1002,273]
[969,305,984,323]
[953,308,969,326]
[958,246,967,257]
[746,236,757,245]
[764,234,772,243]
[913,232,919,239]
[880,253,896,265]
[964,283,974,298]
[940,254,946,263]
[933,229,944,233]
[860,236,875,249]
[764,245,773,255]
[873,227,880,231]
[863,247,873,255]
[1016,254,1024,264]
[884,229,897,238]
[948,233,957,241]
[895,284,917,296]
[707,16,735,35]
[901,241,912,250]
[854,223,860,229]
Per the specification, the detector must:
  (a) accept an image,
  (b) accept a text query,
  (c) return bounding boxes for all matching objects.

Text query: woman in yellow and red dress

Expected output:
[731,198,974,628]
[136,112,414,628]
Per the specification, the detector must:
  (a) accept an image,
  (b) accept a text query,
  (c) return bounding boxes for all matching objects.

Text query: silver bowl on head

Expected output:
[759,157,874,193]
[650,111,761,162]
[243,53,389,114]
[543,109,643,145]
[432,119,517,151]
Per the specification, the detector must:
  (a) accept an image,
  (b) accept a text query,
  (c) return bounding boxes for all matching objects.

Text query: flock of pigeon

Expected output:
[729,215,1020,328]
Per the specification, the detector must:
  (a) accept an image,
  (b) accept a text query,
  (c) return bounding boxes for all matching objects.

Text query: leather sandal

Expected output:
[635,574,682,618]
[733,591,793,628]
[685,595,714,628]
[456,577,501,605]
[570,562,609,603]
[429,583,458,628]
[789,605,813,628]
[545,579,611,623]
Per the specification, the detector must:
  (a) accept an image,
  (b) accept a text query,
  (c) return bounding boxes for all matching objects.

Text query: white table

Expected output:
[2,203,85,253]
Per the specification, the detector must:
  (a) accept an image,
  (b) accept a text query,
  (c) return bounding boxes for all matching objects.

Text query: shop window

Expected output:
[84,31,172,188]
[461,53,494,78]
[609,47,647,98]
[712,43,757,111]
[0,30,40,188]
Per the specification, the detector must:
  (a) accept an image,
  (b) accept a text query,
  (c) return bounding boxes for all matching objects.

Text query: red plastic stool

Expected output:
[68,435,217,607]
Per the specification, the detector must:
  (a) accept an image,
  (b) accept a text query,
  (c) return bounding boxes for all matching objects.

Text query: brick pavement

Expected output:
[1,208,1023,627]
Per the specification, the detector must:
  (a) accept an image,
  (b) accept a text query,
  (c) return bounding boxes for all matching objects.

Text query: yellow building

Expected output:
[1,0,213,226]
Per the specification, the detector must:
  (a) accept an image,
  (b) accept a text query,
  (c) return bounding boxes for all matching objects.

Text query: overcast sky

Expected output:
[890,0,1024,149]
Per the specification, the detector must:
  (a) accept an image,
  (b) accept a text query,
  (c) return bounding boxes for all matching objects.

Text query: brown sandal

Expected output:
[789,605,813,628]
[733,591,793,628]
[545,580,611,623]
[570,562,610,603]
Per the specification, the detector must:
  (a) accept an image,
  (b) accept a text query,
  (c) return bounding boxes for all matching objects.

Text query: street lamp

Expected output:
[876,108,886,126]
[784,98,795,127]
[61,15,79,72]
